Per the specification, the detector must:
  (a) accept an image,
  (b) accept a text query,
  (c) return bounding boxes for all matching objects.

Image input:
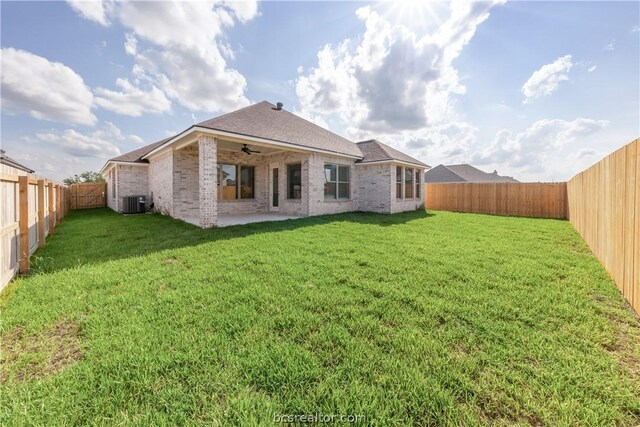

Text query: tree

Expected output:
[63,171,105,186]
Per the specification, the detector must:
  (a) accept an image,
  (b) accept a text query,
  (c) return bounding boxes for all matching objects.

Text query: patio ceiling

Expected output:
[215,139,285,155]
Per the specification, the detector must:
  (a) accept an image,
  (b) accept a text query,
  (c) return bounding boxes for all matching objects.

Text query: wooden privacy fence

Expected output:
[70,182,107,209]
[1,174,70,290]
[426,182,568,219]
[567,138,639,313]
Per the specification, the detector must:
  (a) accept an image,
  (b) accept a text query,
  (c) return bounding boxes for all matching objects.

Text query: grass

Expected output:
[1,208,639,426]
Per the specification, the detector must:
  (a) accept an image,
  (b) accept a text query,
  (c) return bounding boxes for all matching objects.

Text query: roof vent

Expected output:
[275,102,283,110]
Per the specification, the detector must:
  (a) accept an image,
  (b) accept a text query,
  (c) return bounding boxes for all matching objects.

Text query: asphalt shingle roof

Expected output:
[356,139,429,167]
[196,101,362,157]
[109,137,172,163]
[107,102,432,167]
[425,164,519,183]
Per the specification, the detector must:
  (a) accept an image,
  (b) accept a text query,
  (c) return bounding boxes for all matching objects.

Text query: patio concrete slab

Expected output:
[182,213,302,228]
[218,213,302,227]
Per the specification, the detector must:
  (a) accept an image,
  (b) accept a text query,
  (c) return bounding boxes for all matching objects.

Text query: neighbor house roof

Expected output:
[0,150,35,173]
[196,101,362,157]
[356,140,429,168]
[425,164,519,183]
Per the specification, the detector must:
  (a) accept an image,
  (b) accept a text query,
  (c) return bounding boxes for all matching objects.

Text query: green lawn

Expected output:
[1,208,638,426]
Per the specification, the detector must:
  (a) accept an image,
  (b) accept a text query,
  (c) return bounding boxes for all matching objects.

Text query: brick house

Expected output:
[100,101,429,228]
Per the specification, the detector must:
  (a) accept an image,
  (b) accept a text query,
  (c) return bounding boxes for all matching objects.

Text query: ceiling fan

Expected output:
[241,144,261,155]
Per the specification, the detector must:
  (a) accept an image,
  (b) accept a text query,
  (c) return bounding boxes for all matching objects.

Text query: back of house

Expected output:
[101,101,430,227]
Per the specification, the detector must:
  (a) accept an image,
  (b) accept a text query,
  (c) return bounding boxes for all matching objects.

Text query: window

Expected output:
[324,163,350,200]
[405,167,414,199]
[221,164,237,200]
[396,166,403,199]
[415,170,421,199]
[240,166,254,199]
[218,164,255,200]
[287,163,302,199]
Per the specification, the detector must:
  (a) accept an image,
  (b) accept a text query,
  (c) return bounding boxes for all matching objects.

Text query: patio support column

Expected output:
[199,135,217,228]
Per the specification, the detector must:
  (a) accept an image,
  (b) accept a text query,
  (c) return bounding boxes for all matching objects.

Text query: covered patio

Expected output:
[146,130,313,228]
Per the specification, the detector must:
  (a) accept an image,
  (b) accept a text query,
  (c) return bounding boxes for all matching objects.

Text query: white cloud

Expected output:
[399,121,479,167]
[296,1,504,134]
[633,26,640,33]
[133,44,249,113]
[72,1,259,114]
[588,65,597,72]
[29,129,119,159]
[471,118,609,178]
[129,135,144,145]
[1,47,97,125]
[94,78,171,116]
[24,121,143,160]
[604,39,616,51]
[521,55,573,103]
[223,0,259,23]
[293,1,502,171]
[124,33,137,56]
[67,0,110,26]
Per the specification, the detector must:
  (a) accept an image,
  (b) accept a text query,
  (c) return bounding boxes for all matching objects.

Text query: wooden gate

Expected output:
[70,182,106,209]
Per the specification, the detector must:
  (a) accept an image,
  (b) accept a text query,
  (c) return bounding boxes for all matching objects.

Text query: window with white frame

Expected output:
[324,163,350,200]
[415,169,421,198]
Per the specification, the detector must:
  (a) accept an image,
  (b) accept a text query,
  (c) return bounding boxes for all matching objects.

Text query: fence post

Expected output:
[18,176,30,273]
[60,186,66,219]
[48,182,55,234]
[56,184,61,225]
[37,179,46,248]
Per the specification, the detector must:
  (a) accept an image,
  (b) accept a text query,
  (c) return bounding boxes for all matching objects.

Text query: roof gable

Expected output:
[356,139,429,167]
[197,101,362,157]
[104,102,437,171]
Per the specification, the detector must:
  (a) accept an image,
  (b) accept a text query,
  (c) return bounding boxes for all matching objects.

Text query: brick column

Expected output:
[199,135,217,228]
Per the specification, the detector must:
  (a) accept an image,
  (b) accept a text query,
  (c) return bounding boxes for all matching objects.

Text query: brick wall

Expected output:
[149,151,173,216]
[106,167,117,211]
[356,163,392,213]
[106,164,149,212]
[307,153,359,216]
[173,145,199,222]
[198,136,217,227]
[141,141,424,224]
[261,151,311,216]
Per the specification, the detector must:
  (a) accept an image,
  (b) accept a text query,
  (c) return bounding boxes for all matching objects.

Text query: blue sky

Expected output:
[1,1,638,182]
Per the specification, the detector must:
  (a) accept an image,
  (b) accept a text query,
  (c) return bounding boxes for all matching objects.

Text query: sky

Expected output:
[1,0,638,182]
